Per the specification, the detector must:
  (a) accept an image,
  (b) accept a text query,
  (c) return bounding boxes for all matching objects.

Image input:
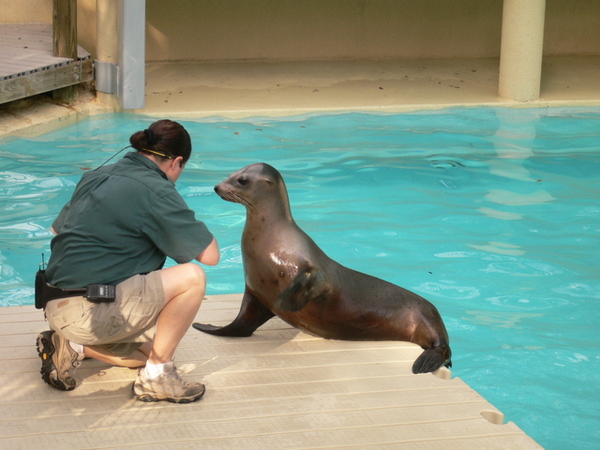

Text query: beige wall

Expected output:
[545,0,600,56]
[145,0,504,62]
[3,0,599,63]
[145,0,600,63]
[2,0,52,23]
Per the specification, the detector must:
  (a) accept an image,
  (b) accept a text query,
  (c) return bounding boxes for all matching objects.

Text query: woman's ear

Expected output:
[173,156,185,168]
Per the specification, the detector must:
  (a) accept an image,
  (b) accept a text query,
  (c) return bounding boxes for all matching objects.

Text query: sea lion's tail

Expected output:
[411,345,452,374]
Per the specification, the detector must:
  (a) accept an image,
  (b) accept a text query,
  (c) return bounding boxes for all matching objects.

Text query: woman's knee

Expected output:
[161,263,206,300]
[184,263,206,289]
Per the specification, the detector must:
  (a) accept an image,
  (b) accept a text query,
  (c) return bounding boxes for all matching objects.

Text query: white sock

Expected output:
[69,341,84,355]
[144,361,170,379]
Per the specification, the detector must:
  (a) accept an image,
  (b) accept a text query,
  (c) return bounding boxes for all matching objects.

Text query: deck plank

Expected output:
[0,297,542,449]
[0,23,92,103]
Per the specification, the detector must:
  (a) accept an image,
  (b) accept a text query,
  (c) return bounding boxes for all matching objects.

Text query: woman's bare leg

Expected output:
[81,264,204,368]
[147,263,206,364]
[84,345,147,368]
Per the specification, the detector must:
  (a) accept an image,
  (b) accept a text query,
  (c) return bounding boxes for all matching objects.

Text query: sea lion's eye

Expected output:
[238,177,248,186]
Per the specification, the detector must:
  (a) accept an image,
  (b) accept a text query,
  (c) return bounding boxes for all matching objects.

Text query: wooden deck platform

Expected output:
[0,294,542,449]
[0,23,93,105]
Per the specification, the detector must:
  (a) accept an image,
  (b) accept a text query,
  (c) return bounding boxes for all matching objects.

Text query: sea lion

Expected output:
[193,163,452,373]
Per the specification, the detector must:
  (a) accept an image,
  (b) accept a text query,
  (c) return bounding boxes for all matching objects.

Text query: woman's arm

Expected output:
[195,237,220,266]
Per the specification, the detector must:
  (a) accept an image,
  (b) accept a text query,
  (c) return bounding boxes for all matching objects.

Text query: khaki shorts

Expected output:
[45,271,165,356]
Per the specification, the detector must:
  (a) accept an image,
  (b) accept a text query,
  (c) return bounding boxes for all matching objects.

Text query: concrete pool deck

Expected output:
[1,56,600,139]
[1,296,543,449]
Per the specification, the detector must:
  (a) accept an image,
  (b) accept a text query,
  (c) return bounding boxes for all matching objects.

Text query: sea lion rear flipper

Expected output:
[193,291,274,337]
[274,267,328,312]
[411,345,452,374]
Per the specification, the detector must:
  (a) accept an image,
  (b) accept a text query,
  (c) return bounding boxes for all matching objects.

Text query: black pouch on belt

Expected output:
[35,269,86,309]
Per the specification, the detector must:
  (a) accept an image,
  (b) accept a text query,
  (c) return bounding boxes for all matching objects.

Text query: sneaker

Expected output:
[36,330,83,391]
[131,363,205,403]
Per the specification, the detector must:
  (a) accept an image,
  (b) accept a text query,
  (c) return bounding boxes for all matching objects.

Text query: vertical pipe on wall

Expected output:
[96,0,118,65]
[498,0,546,102]
[95,0,119,98]
[118,0,145,109]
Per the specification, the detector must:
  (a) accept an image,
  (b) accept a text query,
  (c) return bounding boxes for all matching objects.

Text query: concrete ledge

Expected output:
[1,56,599,139]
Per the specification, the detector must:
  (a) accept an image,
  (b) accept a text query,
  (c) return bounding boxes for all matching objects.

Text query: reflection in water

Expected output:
[484,109,553,214]
[468,241,525,256]
[484,189,555,206]
[477,207,522,220]
[463,310,544,329]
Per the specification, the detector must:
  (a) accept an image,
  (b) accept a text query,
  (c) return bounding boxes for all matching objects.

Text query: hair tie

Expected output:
[144,128,158,145]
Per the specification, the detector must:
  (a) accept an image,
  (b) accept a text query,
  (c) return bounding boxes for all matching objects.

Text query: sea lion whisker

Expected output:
[233,193,256,209]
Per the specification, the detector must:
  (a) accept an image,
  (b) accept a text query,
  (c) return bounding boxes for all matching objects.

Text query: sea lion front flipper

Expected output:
[274,267,329,312]
[193,290,274,337]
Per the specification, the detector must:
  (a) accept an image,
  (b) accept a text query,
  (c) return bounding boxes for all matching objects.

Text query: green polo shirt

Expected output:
[46,152,214,289]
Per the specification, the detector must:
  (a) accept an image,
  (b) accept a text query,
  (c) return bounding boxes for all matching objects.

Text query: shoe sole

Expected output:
[36,331,76,391]
[131,382,206,404]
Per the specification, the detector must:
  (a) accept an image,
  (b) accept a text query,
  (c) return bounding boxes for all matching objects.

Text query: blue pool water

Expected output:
[1,107,599,448]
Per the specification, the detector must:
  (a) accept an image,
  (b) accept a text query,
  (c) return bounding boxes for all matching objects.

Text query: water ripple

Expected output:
[1,108,599,450]
[417,281,480,300]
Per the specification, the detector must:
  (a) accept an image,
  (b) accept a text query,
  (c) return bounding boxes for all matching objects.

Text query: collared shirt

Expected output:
[46,152,213,288]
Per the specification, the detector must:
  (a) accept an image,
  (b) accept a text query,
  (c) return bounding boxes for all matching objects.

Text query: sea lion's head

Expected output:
[214,163,289,215]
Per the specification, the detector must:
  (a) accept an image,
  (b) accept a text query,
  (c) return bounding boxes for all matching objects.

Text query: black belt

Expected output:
[34,270,114,309]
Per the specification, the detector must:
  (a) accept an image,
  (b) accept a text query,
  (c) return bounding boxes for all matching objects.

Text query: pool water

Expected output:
[1,107,599,449]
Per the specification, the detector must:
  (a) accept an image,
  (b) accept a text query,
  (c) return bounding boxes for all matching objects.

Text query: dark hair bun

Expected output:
[129,120,192,162]
[129,130,147,150]
[144,128,158,145]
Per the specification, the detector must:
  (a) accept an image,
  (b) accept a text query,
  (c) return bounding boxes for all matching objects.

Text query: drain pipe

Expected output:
[498,0,546,102]
[95,0,145,110]
[117,0,145,109]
